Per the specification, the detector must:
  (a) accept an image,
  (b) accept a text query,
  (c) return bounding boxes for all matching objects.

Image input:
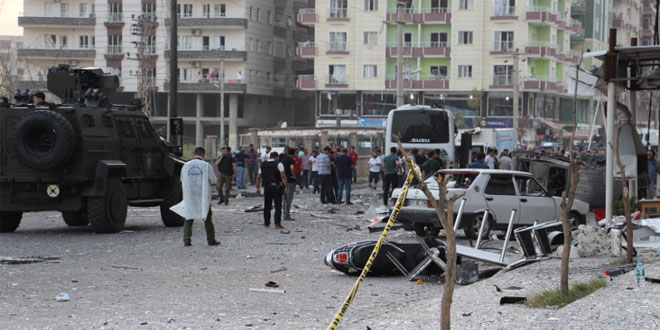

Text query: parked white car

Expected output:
[390,169,590,239]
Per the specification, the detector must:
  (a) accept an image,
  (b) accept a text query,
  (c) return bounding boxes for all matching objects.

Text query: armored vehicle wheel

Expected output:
[160,178,184,227]
[62,203,89,227]
[88,178,127,233]
[12,110,77,170]
[0,212,23,233]
[464,213,491,240]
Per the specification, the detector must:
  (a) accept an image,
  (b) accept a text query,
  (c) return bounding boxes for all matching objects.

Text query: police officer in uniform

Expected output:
[256,151,288,229]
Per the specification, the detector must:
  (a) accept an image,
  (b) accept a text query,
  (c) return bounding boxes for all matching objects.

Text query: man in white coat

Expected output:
[171,147,221,246]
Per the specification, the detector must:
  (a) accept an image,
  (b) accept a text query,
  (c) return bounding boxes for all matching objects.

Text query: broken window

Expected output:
[546,167,567,197]
[515,176,546,196]
[485,174,516,195]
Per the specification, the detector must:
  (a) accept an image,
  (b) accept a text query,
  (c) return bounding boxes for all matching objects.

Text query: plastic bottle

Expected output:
[636,260,645,288]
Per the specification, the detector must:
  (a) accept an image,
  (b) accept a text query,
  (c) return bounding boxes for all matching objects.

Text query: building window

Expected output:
[328,64,347,84]
[364,0,378,11]
[494,31,514,51]
[249,6,253,20]
[431,0,449,12]
[44,34,56,48]
[494,0,515,16]
[330,0,348,18]
[178,35,192,50]
[79,35,91,49]
[108,35,122,54]
[363,31,378,45]
[457,31,473,44]
[44,3,57,17]
[459,0,474,10]
[329,32,348,52]
[60,3,69,17]
[214,4,226,17]
[363,65,377,78]
[430,66,448,79]
[59,36,68,49]
[493,65,513,85]
[79,3,89,17]
[108,3,122,22]
[213,36,225,50]
[177,4,193,18]
[267,41,273,55]
[268,11,273,24]
[146,36,156,54]
[403,33,412,47]
[458,65,472,78]
[256,39,261,52]
[430,32,448,47]
[142,3,156,20]
[202,4,210,18]
[256,8,260,21]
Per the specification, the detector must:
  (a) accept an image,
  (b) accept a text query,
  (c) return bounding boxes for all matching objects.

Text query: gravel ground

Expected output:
[1,184,659,329]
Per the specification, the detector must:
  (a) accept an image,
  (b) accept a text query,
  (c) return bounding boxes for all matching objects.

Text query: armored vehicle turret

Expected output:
[0,65,185,233]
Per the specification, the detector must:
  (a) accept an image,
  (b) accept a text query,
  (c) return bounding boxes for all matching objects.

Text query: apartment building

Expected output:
[18,0,314,149]
[0,36,26,95]
[297,0,583,138]
[612,0,642,46]
[569,0,610,70]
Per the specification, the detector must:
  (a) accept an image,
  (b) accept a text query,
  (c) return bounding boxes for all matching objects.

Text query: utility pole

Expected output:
[395,0,405,107]
[220,60,225,148]
[168,0,178,143]
[512,51,520,147]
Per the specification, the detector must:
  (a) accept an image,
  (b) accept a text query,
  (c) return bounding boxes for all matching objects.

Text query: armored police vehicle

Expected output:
[0,65,185,233]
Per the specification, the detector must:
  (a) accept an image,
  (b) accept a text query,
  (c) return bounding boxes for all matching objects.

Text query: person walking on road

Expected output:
[246,144,259,185]
[382,147,400,206]
[317,147,335,204]
[368,152,382,189]
[214,147,236,205]
[261,146,272,163]
[335,148,353,205]
[300,149,311,190]
[310,150,320,193]
[485,148,498,169]
[499,149,513,170]
[349,146,359,184]
[280,148,298,221]
[421,150,443,179]
[469,152,490,169]
[256,152,287,229]
[329,150,339,201]
[234,146,248,189]
[173,147,220,247]
[648,150,660,198]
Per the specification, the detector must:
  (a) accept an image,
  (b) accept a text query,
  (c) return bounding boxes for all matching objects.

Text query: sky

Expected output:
[1,0,23,36]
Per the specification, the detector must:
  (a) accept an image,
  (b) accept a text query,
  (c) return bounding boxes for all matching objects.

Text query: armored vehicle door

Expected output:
[116,116,143,177]
[134,117,165,177]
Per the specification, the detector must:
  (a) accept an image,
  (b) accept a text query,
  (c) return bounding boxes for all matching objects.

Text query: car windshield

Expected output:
[427,171,478,189]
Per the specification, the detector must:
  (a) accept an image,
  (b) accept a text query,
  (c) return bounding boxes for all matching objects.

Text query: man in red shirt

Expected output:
[294,149,303,185]
[349,146,359,184]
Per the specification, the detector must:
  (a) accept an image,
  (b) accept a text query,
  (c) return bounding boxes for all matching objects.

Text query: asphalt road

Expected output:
[0,187,447,329]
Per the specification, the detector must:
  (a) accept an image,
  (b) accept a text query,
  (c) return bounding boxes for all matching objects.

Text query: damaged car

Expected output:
[391,170,590,239]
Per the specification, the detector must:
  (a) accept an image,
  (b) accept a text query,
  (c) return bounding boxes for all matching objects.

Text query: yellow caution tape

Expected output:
[326,170,416,330]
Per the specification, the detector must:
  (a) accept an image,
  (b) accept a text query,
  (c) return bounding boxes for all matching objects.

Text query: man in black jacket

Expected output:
[256,152,288,229]
[280,148,297,220]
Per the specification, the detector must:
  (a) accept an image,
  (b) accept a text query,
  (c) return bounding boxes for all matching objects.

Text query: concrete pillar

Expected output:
[350,132,357,149]
[304,137,313,152]
[228,94,238,151]
[321,130,328,147]
[250,130,258,148]
[195,93,203,147]
[205,135,217,161]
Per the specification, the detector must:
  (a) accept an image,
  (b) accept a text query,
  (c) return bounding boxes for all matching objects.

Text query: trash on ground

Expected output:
[415,279,423,285]
[0,256,61,265]
[456,262,479,285]
[270,267,287,273]
[310,213,333,219]
[244,205,263,213]
[55,293,70,302]
[280,230,290,234]
[645,277,660,284]
[265,281,279,288]
[235,193,244,199]
[499,296,527,305]
[248,288,286,294]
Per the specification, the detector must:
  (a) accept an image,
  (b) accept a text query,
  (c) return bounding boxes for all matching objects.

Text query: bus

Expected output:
[385,104,457,168]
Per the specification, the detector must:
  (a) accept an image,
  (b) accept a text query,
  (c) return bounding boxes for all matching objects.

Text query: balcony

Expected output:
[327,42,348,56]
[526,6,557,25]
[490,74,513,89]
[163,17,247,28]
[570,18,584,35]
[292,58,311,71]
[385,76,450,90]
[328,8,349,22]
[297,9,317,24]
[164,48,248,61]
[386,7,418,23]
[385,7,452,24]
[492,6,517,21]
[525,41,556,57]
[105,45,123,61]
[326,75,348,88]
[567,50,581,64]
[163,79,247,93]
[491,41,515,55]
[386,42,450,58]
[296,42,317,57]
[18,16,95,27]
[18,48,95,59]
[524,76,565,93]
[296,75,316,89]
[107,12,122,22]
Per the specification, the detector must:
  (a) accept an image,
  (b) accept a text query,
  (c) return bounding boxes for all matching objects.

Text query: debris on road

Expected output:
[244,205,263,213]
[499,296,527,305]
[270,267,287,273]
[248,288,286,294]
[55,293,70,302]
[265,281,279,288]
[0,256,61,265]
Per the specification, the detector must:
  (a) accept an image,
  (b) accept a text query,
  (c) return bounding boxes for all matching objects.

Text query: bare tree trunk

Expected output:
[610,125,634,263]
[560,49,583,293]
[395,138,464,330]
